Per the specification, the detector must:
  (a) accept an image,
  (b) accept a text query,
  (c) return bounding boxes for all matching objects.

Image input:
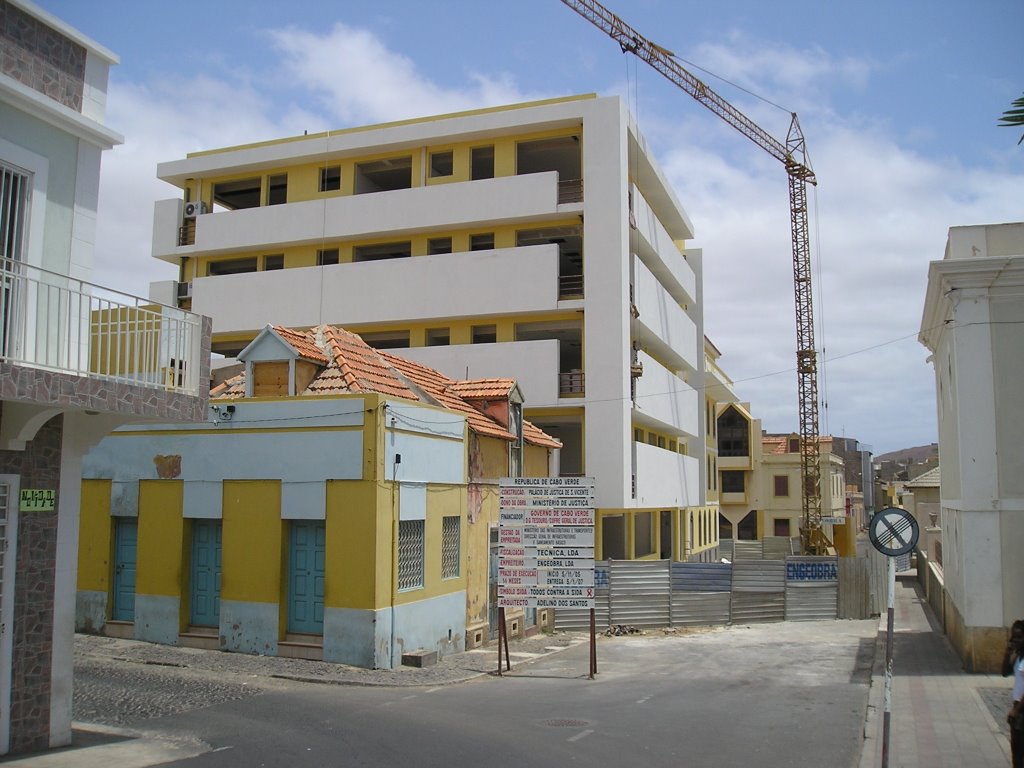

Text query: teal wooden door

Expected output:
[189,519,221,627]
[287,521,325,635]
[111,517,137,621]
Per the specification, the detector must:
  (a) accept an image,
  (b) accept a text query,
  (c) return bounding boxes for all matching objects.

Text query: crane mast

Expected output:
[558,0,829,554]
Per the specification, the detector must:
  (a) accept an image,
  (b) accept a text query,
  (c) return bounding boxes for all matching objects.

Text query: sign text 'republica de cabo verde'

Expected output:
[498,477,596,609]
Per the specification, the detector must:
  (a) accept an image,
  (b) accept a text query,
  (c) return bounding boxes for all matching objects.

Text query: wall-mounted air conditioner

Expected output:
[183,201,208,218]
[176,281,193,299]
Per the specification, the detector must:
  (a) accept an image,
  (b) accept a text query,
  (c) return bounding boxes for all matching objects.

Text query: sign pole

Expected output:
[881,551,894,768]
[589,607,597,678]
[497,607,505,676]
[868,508,917,768]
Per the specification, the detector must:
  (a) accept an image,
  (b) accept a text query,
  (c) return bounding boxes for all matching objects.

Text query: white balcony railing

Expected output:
[0,257,204,396]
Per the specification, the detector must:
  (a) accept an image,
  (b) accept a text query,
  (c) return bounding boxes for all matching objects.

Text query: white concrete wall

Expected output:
[399,339,560,406]
[632,185,697,305]
[579,97,632,509]
[634,256,699,368]
[633,351,698,437]
[634,441,699,508]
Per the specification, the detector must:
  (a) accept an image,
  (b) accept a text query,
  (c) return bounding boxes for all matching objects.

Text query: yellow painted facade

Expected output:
[136,480,186,598]
[77,479,112,593]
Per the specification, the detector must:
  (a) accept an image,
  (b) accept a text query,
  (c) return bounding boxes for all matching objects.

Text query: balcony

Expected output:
[631,351,697,436]
[153,172,565,262]
[633,441,699,508]
[190,245,560,335]
[0,258,209,421]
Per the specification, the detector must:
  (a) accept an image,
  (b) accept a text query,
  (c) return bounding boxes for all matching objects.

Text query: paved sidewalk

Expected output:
[859,572,1012,767]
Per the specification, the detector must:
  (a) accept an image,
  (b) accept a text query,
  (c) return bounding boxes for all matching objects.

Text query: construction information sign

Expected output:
[498,477,595,609]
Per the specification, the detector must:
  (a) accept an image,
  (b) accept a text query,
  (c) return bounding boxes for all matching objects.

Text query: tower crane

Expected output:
[558,0,831,555]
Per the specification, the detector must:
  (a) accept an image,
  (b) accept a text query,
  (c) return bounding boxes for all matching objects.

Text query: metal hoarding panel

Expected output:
[719,538,734,562]
[608,559,670,629]
[730,592,786,623]
[671,562,733,592]
[785,585,838,621]
[731,560,786,592]
[671,592,731,627]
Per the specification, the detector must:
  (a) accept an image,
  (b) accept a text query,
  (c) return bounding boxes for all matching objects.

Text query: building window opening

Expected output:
[427,237,452,255]
[441,516,460,579]
[634,511,654,557]
[602,515,626,560]
[737,510,757,541]
[429,150,454,178]
[774,519,791,537]
[774,475,790,497]
[212,177,261,210]
[471,325,496,344]
[398,519,425,591]
[426,328,450,346]
[469,233,494,251]
[514,320,583,395]
[722,470,745,493]
[353,241,411,262]
[267,174,288,205]
[358,330,410,350]
[471,146,495,180]
[317,248,339,266]
[516,226,583,298]
[354,156,412,194]
[319,166,341,192]
[208,257,257,276]
[516,135,582,202]
[718,406,750,457]
[263,254,284,271]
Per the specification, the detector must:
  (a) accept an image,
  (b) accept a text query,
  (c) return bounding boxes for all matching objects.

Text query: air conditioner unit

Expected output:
[176,281,193,299]
[183,201,208,218]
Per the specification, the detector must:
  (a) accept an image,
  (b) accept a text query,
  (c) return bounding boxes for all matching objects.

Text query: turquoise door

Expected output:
[189,519,222,627]
[111,517,137,621]
[287,521,325,635]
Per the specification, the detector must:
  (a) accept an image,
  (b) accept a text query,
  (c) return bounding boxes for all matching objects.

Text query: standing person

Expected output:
[1003,620,1024,768]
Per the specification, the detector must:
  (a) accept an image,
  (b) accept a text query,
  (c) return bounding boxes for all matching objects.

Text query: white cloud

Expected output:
[268,23,543,125]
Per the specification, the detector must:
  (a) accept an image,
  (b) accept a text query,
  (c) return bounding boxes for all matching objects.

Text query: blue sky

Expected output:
[37,0,1024,455]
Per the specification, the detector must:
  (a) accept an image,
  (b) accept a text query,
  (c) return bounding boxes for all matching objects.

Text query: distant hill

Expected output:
[875,444,938,464]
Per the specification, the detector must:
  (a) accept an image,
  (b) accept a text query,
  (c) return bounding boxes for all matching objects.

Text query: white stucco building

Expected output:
[919,221,1024,671]
[149,94,719,562]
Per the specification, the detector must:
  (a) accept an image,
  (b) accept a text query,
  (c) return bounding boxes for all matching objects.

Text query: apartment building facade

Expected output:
[149,93,717,563]
[0,0,209,754]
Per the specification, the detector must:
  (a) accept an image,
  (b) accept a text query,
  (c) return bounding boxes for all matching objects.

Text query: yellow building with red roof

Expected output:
[77,325,559,667]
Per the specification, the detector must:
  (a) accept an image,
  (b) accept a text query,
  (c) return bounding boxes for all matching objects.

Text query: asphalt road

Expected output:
[66,618,876,768]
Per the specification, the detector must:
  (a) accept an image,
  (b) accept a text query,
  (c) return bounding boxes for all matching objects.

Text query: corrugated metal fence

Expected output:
[555,551,874,631]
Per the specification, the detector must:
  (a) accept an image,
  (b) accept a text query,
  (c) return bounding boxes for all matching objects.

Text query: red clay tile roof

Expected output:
[271,325,328,364]
[212,324,560,449]
[448,379,517,400]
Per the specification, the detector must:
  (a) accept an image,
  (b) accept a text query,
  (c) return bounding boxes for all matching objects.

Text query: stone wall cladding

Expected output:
[0,361,210,423]
[0,0,86,113]
[0,415,61,753]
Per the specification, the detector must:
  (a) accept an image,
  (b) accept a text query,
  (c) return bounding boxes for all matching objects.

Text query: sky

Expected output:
[36,0,1024,456]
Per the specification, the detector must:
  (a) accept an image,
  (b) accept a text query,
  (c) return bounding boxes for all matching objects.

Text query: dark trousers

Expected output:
[1012,724,1024,768]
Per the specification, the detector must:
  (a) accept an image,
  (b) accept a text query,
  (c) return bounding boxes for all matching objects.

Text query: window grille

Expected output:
[397,519,424,591]
[441,516,460,579]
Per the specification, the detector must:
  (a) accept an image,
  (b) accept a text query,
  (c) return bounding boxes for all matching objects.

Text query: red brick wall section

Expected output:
[0,415,62,754]
[0,0,86,113]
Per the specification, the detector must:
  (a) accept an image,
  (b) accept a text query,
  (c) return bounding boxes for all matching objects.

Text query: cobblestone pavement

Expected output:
[73,630,589,727]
